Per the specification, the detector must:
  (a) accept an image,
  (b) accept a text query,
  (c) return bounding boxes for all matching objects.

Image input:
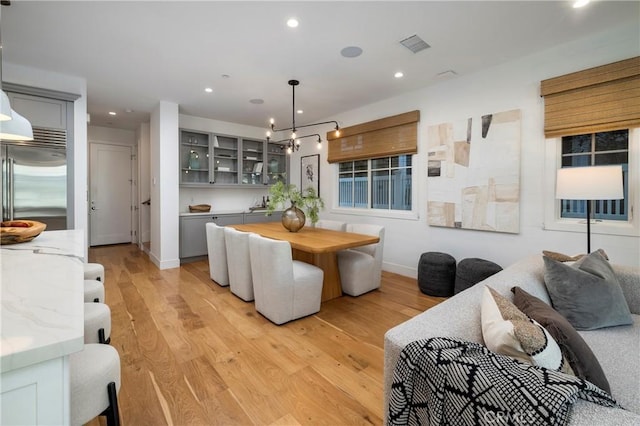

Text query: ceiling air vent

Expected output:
[399,35,430,54]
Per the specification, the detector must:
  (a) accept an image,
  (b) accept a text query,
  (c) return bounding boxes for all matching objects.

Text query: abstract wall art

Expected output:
[426,109,521,233]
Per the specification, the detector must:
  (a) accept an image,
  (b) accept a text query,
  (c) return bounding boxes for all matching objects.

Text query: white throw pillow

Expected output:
[481,286,571,373]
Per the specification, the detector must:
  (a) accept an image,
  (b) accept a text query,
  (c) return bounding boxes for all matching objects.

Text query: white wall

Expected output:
[3,62,89,260]
[150,102,180,269]
[138,122,151,247]
[88,125,136,146]
[300,23,640,273]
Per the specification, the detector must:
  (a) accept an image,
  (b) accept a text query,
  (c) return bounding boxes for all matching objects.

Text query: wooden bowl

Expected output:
[189,204,211,213]
[0,220,47,245]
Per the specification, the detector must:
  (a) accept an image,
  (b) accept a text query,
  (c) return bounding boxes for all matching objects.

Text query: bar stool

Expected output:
[84,262,105,282]
[70,343,121,426]
[84,279,105,303]
[84,302,111,344]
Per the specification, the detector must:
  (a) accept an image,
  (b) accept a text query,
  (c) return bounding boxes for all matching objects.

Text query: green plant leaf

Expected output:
[265,181,324,224]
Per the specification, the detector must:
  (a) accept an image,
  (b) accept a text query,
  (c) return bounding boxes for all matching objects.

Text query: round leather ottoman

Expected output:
[417,252,456,297]
[454,258,502,294]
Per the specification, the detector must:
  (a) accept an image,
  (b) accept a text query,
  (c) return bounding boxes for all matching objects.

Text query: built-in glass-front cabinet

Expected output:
[180,130,211,184]
[180,129,288,187]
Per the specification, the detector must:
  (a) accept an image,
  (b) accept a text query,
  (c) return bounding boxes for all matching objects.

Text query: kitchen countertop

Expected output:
[0,230,84,373]
[179,208,275,217]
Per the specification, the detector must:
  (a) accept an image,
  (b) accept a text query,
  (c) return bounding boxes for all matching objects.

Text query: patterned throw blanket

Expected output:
[388,337,617,426]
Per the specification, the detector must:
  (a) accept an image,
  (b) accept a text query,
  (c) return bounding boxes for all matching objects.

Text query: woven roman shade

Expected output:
[540,56,640,138]
[326,110,419,163]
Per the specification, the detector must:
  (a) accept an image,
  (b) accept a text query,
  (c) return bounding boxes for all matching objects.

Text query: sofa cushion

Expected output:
[512,286,610,394]
[481,287,568,372]
[543,251,633,330]
[580,315,640,414]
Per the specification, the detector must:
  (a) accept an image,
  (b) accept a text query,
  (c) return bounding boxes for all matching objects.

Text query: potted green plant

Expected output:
[266,181,324,232]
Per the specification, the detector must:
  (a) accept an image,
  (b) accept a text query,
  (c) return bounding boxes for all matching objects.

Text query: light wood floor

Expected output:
[87,244,444,426]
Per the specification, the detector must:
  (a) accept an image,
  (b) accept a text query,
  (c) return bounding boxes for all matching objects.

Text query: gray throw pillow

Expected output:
[542,251,632,330]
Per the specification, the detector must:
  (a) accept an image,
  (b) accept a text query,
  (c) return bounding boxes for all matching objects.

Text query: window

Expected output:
[560,129,629,221]
[338,155,412,210]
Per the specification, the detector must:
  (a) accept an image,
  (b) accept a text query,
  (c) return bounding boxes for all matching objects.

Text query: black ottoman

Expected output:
[417,252,456,297]
[454,258,503,294]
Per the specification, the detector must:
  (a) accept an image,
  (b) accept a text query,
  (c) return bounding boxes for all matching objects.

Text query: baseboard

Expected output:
[139,241,150,254]
[149,252,180,270]
[382,261,417,279]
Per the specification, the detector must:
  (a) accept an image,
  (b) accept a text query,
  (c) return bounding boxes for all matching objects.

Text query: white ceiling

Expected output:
[2,1,638,131]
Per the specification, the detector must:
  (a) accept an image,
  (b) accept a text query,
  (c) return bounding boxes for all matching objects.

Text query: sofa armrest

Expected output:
[613,264,640,315]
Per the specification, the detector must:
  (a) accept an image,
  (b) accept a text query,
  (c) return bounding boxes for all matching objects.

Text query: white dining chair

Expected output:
[337,224,385,296]
[224,227,254,301]
[314,219,346,232]
[205,222,229,286]
[249,234,323,324]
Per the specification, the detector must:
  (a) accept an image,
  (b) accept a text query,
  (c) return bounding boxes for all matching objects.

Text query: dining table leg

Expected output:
[292,249,342,302]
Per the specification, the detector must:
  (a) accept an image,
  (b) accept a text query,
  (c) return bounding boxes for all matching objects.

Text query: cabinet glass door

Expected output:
[266,142,287,184]
[213,135,238,184]
[241,139,264,185]
[181,131,210,184]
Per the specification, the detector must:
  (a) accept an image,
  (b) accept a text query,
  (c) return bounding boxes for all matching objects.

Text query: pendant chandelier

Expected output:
[266,79,340,154]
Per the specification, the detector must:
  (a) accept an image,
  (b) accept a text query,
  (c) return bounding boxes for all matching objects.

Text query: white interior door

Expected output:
[90,143,132,246]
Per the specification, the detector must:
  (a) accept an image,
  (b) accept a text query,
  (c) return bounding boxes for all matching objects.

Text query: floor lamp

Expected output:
[556,165,624,253]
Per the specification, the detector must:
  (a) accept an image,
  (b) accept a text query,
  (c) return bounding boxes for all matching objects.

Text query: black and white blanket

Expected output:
[388,337,617,426]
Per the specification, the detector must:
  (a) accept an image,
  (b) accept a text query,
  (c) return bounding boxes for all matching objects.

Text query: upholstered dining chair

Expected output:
[337,224,385,296]
[224,227,254,301]
[248,234,323,324]
[314,219,346,232]
[205,222,229,286]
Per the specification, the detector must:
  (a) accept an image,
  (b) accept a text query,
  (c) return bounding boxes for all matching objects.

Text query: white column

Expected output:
[149,101,180,269]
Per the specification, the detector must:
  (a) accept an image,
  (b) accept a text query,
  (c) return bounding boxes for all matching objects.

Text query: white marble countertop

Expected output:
[0,230,85,373]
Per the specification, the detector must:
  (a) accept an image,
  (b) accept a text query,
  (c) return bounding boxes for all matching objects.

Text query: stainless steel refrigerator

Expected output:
[1,141,67,230]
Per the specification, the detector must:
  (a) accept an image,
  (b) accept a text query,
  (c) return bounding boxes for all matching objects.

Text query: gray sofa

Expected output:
[384,255,640,424]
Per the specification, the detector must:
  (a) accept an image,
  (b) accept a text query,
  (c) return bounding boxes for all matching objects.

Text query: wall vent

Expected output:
[3,127,67,149]
[399,35,430,54]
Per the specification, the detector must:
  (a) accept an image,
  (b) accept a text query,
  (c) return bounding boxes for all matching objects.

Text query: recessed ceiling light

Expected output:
[250,98,264,105]
[341,46,363,58]
[394,72,404,78]
[125,108,133,113]
[205,87,213,93]
[221,74,230,79]
[573,0,589,8]
[297,109,303,114]
[108,111,116,116]
[287,18,299,28]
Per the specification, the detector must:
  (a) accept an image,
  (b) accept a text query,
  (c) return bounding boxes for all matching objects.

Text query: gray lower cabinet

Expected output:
[243,211,280,224]
[179,213,243,260]
[179,211,281,260]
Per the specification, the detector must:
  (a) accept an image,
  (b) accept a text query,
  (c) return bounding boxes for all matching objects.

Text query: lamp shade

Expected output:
[0,109,34,141]
[556,165,623,200]
[0,90,13,121]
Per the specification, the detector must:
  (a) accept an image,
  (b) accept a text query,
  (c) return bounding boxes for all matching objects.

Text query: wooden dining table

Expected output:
[228,221,379,301]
